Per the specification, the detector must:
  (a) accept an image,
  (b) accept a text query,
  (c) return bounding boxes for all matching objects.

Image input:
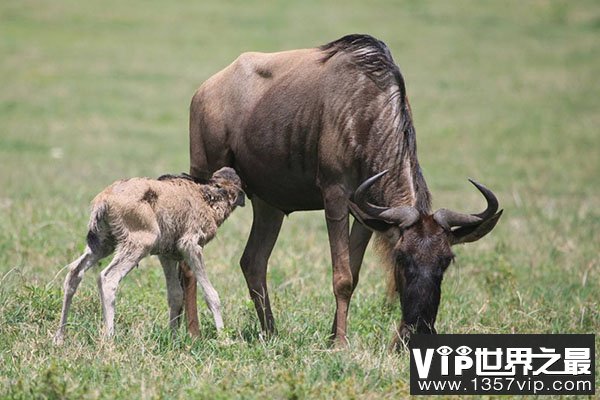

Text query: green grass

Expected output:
[1,0,599,398]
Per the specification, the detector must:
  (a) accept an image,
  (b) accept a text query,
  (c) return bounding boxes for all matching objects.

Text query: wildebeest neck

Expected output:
[361,101,432,215]
[319,35,431,214]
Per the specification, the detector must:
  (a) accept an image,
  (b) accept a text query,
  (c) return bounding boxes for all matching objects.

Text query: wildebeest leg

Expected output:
[186,97,227,336]
[322,185,353,346]
[97,248,146,338]
[54,246,103,345]
[348,220,372,290]
[159,256,184,333]
[330,219,372,338]
[179,261,200,337]
[180,242,224,331]
[240,197,284,335]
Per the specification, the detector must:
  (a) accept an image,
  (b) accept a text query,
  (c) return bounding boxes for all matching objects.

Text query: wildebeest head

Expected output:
[348,171,502,345]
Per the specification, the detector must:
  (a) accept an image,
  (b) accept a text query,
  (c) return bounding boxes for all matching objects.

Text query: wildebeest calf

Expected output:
[53,167,245,344]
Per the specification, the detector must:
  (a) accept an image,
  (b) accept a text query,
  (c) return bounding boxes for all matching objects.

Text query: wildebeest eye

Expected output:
[440,255,454,270]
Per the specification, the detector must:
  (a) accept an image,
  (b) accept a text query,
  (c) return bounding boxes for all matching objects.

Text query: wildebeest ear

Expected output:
[449,210,503,245]
[348,200,393,232]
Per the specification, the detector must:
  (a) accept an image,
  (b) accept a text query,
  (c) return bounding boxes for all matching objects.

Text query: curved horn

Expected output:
[353,170,390,216]
[433,179,500,229]
[468,178,498,220]
[351,170,420,229]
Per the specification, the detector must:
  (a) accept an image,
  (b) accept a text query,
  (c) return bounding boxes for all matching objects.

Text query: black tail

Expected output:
[86,202,108,253]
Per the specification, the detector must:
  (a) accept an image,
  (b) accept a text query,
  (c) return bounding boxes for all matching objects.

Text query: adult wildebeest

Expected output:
[181,34,502,348]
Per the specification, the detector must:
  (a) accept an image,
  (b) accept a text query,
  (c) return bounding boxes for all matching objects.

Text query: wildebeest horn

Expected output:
[352,170,420,229]
[433,179,499,230]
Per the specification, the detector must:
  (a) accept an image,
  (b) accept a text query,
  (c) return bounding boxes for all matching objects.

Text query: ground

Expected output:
[1,0,598,398]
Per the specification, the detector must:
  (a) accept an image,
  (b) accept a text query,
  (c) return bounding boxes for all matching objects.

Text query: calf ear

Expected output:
[348,201,393,232]
[450,210,503,245]
[235,191,246,207]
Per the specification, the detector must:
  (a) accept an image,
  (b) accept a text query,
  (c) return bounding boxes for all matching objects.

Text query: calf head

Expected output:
[211,167,246,208]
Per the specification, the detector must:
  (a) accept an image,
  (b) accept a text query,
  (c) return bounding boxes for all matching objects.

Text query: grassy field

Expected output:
[1,0,598,398]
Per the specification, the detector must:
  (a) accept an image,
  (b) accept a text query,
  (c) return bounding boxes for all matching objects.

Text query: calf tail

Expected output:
[86,201,109,254]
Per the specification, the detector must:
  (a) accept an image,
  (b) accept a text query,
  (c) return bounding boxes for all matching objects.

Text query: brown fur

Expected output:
[182,35,501,347]
[54,167,244,344]
[88,171,242,257]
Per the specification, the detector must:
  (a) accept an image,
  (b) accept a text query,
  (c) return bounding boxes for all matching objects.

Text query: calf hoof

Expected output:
[53,331,65,346]
[217,331,235,346]
[100,327,115,340]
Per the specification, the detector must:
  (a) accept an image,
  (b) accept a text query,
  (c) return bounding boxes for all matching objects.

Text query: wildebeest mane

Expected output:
[319,34,406,96]
[320,34,431,213]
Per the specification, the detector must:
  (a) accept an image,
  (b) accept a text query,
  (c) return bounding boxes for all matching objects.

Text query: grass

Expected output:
[1,0,599,398]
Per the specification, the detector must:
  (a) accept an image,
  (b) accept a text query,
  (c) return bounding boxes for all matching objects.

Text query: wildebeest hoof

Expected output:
[329,334,350,350]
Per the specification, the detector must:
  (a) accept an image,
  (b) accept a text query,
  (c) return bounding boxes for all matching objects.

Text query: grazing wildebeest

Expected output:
[53,167,245,344]
[180,34,502,348]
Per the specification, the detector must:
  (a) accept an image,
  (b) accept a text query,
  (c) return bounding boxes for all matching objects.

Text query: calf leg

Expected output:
[240,197,284,335]
[180,242,223,331]
[54,246,103,345]
[97,247,146,338]
[180,261,200,337]
[159,256,184,333]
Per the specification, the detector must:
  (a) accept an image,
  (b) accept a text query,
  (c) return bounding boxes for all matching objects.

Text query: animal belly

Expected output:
[231,123,324,212]
[235,161,324,212]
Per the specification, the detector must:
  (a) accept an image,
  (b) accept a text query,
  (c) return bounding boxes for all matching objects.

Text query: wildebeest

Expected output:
[53,167,245,344]
[181,34,502,348]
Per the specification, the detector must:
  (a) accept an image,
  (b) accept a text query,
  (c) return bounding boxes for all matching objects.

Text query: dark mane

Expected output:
[321,34,430,213]
[157,172,208,184]
[319,34,406,95]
